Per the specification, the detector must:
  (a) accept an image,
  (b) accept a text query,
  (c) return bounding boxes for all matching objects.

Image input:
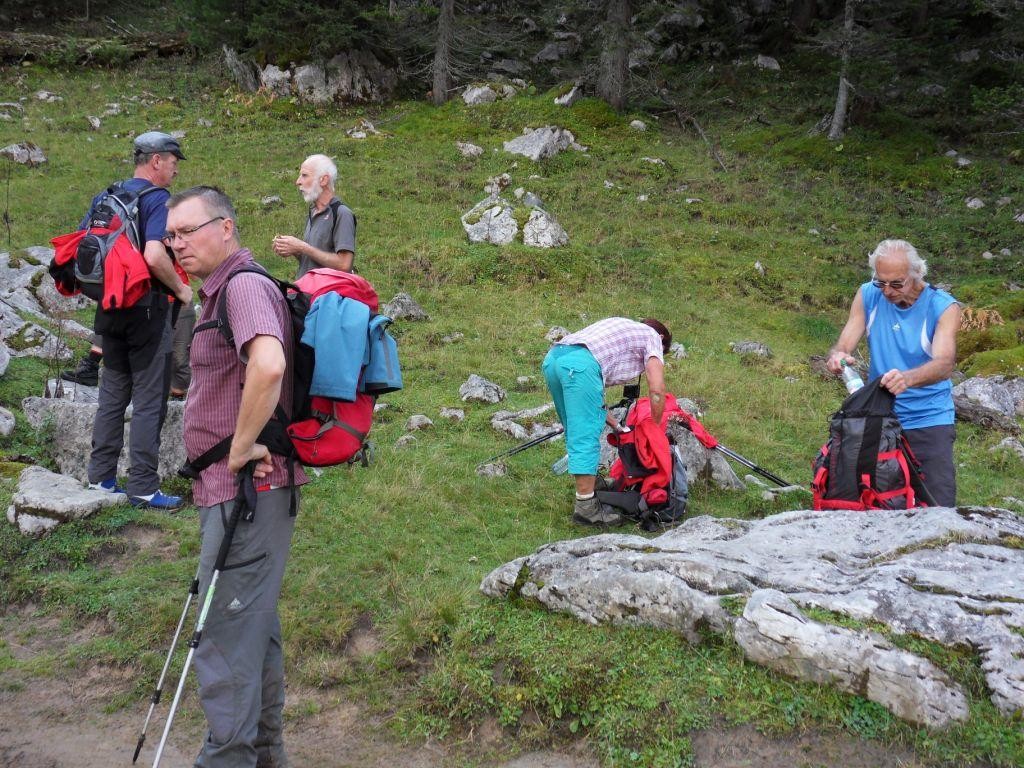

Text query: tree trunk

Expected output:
[598,0,631,111]
[789,0,818,34]
[827,0,856,141]
[431,0,455,106]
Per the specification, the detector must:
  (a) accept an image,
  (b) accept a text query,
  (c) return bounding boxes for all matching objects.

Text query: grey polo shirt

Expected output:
[295,196,356,279]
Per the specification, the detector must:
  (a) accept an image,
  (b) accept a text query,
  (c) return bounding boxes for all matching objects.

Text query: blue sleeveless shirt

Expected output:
[862,281,958,430]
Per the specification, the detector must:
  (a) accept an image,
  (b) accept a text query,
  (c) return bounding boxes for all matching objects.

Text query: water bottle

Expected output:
[551,454,570,475]
[840,361,864,394]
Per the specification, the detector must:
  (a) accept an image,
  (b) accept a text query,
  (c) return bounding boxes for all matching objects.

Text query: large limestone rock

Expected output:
[0,142,46,165]
[954,376,1022,432]
[260,64,292,97]
[463,85,498,105]
[503,126,576,161]
[281,52,398,104]
[382,292,429,321]
[21,397,186,484]
[735,590,968,728]
[667,420,745,490]
[0,405,14,437]
[482,506,1024,723]
[10,465,126,535]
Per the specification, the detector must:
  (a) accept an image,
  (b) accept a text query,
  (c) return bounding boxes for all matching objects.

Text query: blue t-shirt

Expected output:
[80,177,170,245]
[862,281,958,429]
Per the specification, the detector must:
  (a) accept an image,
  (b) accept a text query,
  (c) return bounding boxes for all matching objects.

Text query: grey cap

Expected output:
[133,131,186,160]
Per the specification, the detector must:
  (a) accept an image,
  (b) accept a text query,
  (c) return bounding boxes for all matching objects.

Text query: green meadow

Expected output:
[1,55,1023,766]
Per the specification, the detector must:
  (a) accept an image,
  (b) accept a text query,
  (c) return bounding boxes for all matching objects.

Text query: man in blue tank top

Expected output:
[827,239,961,506]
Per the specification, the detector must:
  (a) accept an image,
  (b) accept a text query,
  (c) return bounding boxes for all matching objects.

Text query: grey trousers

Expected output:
[904,424,956,507]
[87,320,172,497]
[194,487,298,768]
[172,301,196,392]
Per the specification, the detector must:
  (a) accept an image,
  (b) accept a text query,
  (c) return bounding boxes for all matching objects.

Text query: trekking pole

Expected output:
[132,570,200,763]
[671,412,792,488]
[151,464,257,768]
[477,427,564,468]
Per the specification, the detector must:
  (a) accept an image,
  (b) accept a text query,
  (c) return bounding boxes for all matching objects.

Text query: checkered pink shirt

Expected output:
[557,318,664,385]
[184,248,308,506]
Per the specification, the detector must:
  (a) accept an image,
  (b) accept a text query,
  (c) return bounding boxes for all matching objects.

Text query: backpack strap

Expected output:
[311,198,357,271]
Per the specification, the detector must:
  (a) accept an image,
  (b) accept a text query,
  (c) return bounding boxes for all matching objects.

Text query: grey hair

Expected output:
[167,185,240,241]
[134,150,167,167]
[304,153,338,191]
[868,238,927,279]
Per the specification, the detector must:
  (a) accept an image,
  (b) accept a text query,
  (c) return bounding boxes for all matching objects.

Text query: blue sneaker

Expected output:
[129,490,184,511]
[88,478,126,495]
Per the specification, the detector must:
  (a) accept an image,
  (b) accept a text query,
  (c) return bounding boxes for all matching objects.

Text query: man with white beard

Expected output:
[271,153,356,278]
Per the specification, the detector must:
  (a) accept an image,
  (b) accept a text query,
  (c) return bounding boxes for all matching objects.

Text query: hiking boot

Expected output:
[88,478,126,495]
[572,495,626,527]
[61,354,100,386]
[129,490,184,511]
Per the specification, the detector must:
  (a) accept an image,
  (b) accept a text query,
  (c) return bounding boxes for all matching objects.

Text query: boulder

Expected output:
[953,376,1021,432]
[630,119,647,131]
[523,210,569,248]
[735,590,968,728]
[666,420,745,490]
[754,54,781,71]
[260,64,291,97]
[20,397,186,484]
[222,46,259,92]
[503,126,575,162]
[10,465,126,534]
[490,403,559,441]
[669,342,687,359]
[460,374,506,404]
[382,293,429,321]
[463,85,497,105]
[461,198,519,246]
[966,197,985,209]
[293,63,330,103]
[482,506,1024,721]
[0,141,46,166]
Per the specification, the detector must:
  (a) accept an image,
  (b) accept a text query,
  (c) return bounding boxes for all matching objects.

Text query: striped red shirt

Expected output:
[184,248,308,506]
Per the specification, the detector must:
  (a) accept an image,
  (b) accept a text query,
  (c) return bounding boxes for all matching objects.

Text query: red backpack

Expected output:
[180,267,402,487]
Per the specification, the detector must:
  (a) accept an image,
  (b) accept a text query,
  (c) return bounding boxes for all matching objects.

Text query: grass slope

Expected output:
[1,56,1023,766]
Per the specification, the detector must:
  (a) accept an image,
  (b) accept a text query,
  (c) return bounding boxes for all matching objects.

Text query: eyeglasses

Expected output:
[163,216,224,245]
[871,277,908,290]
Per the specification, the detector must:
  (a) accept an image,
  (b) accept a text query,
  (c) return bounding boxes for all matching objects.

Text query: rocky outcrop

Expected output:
[490,403,560,441]
[954,376,1022,433]
[461,197,519,246]
[382,293,429,321]
[482,506,1024,725]
[21,397,186,484]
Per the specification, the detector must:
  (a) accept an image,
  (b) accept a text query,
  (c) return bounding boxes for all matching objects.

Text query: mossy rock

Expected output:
[957,325,1019,360]
[962,344,1024,377]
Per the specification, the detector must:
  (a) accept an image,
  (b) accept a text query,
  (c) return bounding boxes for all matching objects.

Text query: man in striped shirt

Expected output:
[167,186,306,768]
[543,317,671,525]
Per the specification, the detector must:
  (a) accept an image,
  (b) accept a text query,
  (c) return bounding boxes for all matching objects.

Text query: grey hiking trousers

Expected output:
[193,487,298,768]
[87,318,172,497]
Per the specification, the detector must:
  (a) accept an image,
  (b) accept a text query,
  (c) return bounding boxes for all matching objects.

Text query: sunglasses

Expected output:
[871,277,908,290]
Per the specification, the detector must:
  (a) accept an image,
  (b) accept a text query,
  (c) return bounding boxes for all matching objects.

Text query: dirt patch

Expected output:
[90,523,178,572]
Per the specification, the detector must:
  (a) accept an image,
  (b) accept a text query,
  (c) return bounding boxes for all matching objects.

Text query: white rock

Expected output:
[86,115,101,131]
[463,85,497,105]
[956,156,972,167]
[604,180,615,189]
[503,126,575,162]
[669,343,687,359]
[456,141,484,158]
[459,374,506,404]
[754,54,781,71]
[523,209,569,248]
[554,85,583,107]
[982,251,996,260]
[0,142,46,165]
[461,199,519,246]
[476,462,507,478]
[406,415,433,431]
[637,194,648,202]
[439,407,465,422]
[546,326,569,342]
[395,435,417,448]
[0,405,14,436]
[630,119,647,131]
[966,197,985,209]
[34,90,63,103]
[641,156,665,165]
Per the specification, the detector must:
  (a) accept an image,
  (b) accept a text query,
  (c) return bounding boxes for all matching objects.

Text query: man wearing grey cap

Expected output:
[81,130,193,510]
